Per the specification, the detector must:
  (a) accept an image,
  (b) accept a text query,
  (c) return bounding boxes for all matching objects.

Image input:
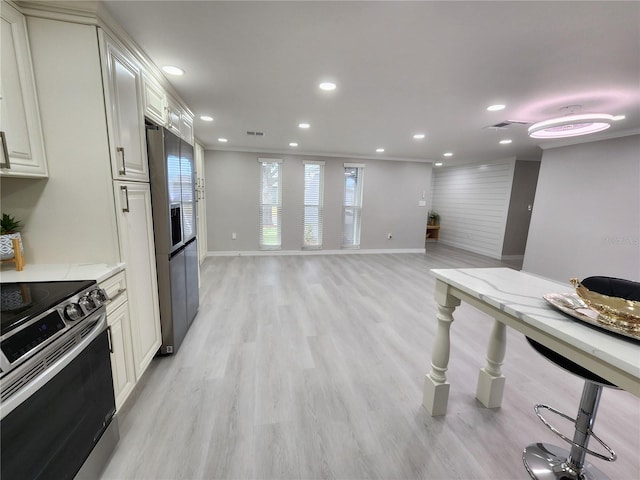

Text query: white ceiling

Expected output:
[102,0,640,166]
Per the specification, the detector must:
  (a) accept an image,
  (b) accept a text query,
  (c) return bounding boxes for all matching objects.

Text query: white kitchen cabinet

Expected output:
[101,270,136,411]
[113,181,162,379]
[165,95,182,137]
[0,1,48,178]
[194,141,208,263]
[101,32,149,182]
[180,112,194,145]
[142,72,166,127]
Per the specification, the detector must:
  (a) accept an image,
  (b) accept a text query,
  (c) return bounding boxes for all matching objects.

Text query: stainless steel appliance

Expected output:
[0,280,118,480]
[146,122,200,354]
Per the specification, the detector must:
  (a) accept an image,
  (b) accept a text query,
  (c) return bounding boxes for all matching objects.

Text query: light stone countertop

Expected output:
[430,267,640,392]
[0,263,125,284]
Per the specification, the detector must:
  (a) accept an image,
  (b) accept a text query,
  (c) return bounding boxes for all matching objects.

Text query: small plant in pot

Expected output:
[428,210,440,226]
[0,213,24,260]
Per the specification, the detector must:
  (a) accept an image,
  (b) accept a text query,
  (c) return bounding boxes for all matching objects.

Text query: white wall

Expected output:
[0,17,119,264]
[432,160,516,259]
[204,150,432,252]
[523,135,640,282]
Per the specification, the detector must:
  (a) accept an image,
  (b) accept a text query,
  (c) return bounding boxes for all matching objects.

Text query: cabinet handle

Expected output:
[120,185,130,212]
[0,131,10,169]
[106,288,126,304]
[106,326,114,353]
[117,147,126,175]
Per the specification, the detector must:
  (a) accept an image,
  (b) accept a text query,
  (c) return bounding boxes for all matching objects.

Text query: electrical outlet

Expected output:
[232,232,237,240]
[387,233,393,239]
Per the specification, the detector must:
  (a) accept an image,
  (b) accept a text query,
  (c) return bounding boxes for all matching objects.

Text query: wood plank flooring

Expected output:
[100,244,640,479]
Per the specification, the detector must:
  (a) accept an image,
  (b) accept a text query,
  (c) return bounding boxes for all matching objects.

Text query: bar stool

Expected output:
[523,276,640,480]
[522,338,617,480]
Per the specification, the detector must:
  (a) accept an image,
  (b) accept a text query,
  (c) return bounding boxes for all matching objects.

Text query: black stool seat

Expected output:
[526,338,616,387]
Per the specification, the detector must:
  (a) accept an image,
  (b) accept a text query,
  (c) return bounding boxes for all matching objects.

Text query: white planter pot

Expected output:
[0,232,23,260]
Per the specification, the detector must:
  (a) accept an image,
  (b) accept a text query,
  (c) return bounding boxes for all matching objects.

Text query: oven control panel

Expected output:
[0,286,109,375]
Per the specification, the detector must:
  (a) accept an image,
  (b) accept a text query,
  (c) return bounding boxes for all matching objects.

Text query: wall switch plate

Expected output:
[418,200,426,207]
[232,232,237,240]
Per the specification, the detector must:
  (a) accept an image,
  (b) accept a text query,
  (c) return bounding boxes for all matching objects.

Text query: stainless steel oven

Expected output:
[0,281,119,480]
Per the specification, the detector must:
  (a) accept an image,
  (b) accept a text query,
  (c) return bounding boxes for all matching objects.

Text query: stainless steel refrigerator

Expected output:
[146,123,199,354]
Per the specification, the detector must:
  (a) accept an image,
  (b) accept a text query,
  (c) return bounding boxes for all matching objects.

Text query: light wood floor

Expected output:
[100,244,640,480]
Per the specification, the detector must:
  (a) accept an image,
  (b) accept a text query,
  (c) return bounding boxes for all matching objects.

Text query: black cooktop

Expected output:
[0,281,95,336]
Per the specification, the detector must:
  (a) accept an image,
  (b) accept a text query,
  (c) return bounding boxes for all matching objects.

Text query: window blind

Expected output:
[258,159,282,249]
[303,162,324,249]
[342,165,364,248]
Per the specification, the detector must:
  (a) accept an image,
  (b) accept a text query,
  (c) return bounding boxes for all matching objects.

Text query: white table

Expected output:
[422,268,640,416]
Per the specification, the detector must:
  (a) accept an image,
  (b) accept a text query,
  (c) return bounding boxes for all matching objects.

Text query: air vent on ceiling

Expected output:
[486,120,530,129]
[246,131,264,136]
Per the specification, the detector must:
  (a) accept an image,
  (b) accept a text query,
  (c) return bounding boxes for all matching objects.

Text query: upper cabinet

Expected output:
[101,33,149,182]
[0,1,48,178]
[142,73,166,127]
[165,95,182,137]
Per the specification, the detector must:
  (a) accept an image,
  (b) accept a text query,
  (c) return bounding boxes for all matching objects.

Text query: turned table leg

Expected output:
[423,280,461,416]
[476,319,507,408]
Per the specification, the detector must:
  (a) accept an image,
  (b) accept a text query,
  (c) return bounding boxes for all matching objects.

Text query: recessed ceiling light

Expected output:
[499,139,512,144]
[487,104,506,112]
[298,123,310,129]
[528,113,614,139]
[612,114,626,121]
[376,148,385,153]
[289,142,298,147]
[435,162,443,166]
[218,138,228,143]
[162,65,184,76]
[200,115,213,122]
[413,133,426,139]
[319,82,336,91]
[443,152,453,157]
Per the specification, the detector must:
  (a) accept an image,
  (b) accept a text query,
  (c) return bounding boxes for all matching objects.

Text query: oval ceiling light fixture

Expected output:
[487,104,506,112]
[434,162,443,167]
[499,139,512,144]
[528,113,614,139]
[443,152,453,157]
[218,138,228,143]
[319,82,336,91]
[289,142,298,147]
[375,148,385,153]
[413,133,426,139]
[200,115,214,122]
[162,65,184,76]
[298,123,310,129]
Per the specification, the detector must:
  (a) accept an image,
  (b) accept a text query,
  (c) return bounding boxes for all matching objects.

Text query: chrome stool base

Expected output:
[523,443,610,480]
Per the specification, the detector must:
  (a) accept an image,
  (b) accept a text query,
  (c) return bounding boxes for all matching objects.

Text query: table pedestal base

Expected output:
[476,368,506,408]
[423,374,450,416]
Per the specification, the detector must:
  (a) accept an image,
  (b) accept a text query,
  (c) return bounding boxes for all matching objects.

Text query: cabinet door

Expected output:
[165,96,181,136]
[194,142,208,263]
[113,181,161,379]
[180,112,194,145]
[102,34,148,182]
[107,301,135,411]
[142,73,166,126]
[0,2,48,178]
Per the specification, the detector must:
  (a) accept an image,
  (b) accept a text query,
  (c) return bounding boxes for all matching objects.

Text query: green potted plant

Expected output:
[428,210,440,226]
[1,213,24,260]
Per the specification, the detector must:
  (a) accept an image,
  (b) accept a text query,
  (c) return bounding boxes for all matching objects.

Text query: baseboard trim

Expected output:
[436,240,502,260]
[207,248,426,257]
[501,254,525,261]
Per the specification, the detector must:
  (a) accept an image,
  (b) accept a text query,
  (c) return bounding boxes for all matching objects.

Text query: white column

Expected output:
[476,319,507,408]
[423,280,460,416]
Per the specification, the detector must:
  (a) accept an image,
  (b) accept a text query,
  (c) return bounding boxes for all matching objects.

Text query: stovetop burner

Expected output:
[1,281,95,336]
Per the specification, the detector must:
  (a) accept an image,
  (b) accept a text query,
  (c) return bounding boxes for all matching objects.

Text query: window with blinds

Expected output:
[342,163,364,248]
[303,161,324,249]
[258,158,282,249]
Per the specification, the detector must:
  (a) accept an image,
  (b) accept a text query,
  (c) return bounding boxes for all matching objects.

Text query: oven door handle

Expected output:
[0,311,108,420]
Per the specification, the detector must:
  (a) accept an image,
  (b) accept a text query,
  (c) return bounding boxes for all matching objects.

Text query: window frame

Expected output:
[342,162,365,249]
[258,158,283,250]
[302,160,325,250]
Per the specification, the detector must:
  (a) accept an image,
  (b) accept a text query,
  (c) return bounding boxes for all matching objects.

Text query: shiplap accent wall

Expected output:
[432,160,515,258]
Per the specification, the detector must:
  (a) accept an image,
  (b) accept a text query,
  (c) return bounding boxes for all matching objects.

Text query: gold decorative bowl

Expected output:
[570,278,640,332]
